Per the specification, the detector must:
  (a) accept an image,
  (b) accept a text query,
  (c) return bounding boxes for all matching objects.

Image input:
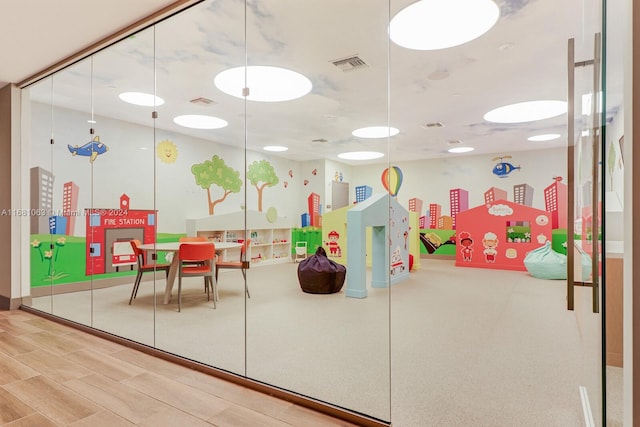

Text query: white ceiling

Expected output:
[0,0,181,87]
[4,0,622,165]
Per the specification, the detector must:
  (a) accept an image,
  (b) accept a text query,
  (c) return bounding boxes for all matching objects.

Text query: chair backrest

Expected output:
[240,239,251,261]
[179,236,208,242]
[130,239,144,265]
[179,242,215,262]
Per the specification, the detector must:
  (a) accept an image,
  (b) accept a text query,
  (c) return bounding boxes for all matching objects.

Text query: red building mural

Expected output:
[85,194,157,275]
[455,200,552,271]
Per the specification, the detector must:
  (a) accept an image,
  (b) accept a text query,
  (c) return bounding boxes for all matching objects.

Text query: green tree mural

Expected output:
[247,160,279,212]
[191,155,242,215]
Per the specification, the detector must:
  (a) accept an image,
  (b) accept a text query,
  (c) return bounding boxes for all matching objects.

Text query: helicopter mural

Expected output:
[492,155,521,178]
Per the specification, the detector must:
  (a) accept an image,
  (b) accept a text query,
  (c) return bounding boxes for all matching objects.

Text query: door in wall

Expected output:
[331,181,349,210]
[566,1,606,424]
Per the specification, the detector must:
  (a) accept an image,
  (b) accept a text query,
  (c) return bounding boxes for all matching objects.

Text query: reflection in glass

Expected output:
[244,0,391,421]
[25,76,55,315]
[153,0,247,374]
[87,28,158,346]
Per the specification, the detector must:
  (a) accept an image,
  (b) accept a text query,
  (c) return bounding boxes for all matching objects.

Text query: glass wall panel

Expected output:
[25,76,55,315]
[388,0,605,425]
[245,0,391,421]
[153,0,247,374]
[87,28,157,346]
[603,1,626,424]
[25,60,96,326]
[19,0,615,424]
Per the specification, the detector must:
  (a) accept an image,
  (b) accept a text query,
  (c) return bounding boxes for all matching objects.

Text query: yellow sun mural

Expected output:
[157,140,178,163]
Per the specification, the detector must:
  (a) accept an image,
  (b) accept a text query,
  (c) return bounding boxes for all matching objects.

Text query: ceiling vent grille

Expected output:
[189,97,216,105]
[312,138,328,143]
[331,55,369,72]
[421,122,444,129]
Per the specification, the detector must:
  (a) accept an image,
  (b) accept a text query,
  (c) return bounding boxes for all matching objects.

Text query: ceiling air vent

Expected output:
[331,55,369,72]
[312,138,328,143]
[421,122,444,129]
[189,97,216,105]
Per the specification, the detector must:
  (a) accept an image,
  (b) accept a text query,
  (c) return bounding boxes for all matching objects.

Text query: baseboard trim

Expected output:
[0,295,32,310]
[19,305,391,427]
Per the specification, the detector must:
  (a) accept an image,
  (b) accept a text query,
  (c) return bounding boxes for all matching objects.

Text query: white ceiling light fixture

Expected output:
[214,66,312,102]
[389,0,500,50]
[448,146,474,153]
[338,151,385,160]
[263,145,288,152]
[483,100,567,123]
[173,115,228,129]
[119,92,165,107]
[352,126,400,138]
[528,134,561,142]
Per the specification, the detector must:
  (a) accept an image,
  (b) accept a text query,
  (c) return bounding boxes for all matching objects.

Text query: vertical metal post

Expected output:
[567,38,575,311]
[591,33,601,313]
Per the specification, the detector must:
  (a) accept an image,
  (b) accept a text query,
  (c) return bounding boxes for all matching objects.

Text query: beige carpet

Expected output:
[30,259,621,426]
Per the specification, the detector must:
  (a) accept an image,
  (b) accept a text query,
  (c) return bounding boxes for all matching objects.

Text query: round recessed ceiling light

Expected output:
[352,126,400,138]
[448,147,475,153]
[528,134,561,142]
[389,0,500,50]
[214,66,312,102]
[484,100,567,123]
[119,92,165,107]
[173,115,228,129]
[263,145,288,152]
[338,151,385,160]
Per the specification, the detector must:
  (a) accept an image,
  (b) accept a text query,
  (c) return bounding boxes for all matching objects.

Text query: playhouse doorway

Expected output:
[104,228,144,273]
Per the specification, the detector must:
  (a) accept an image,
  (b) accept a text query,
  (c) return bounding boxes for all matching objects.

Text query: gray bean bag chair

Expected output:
[297,247,346,294]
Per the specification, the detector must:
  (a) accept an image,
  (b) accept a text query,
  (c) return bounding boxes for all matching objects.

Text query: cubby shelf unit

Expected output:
[185,211,293,266]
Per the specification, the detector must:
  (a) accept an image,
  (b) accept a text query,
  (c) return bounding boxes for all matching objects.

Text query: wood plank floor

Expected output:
[0,309,362,427]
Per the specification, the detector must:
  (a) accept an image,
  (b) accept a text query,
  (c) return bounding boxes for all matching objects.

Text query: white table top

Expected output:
[139,241,242,251]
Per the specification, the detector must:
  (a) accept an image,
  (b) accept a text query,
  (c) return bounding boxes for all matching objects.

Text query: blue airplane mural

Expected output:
[492,156,520,178]
[68,136,108,163]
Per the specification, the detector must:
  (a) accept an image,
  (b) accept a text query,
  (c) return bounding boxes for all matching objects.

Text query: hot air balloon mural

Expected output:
[381,166,403,196]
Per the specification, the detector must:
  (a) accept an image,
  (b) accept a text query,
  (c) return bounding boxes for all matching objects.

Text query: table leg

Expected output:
[163,255,179,304]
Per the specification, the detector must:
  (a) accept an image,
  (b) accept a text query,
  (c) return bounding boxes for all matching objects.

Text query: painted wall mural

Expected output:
[67,136,108,163]
[191,155,242,215]
[381,166,403,196]
[491,155,521,178]
[157,140,178,164]
[247,160,279,212]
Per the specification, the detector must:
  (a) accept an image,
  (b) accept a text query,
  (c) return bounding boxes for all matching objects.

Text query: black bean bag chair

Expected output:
[297,247,346,294]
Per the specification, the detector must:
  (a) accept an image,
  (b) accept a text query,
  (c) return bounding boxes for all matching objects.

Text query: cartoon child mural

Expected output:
[482,232,498,263]
[326,230,342,257]
[459,231,474,262]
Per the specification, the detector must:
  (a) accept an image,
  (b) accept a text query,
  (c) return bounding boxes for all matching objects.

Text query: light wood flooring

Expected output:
[0,309,362,427]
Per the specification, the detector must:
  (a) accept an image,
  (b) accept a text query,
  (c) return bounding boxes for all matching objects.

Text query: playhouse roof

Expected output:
[350,192,407,213]
[458,199,549,217]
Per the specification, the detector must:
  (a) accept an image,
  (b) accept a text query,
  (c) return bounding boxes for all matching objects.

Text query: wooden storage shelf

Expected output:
[186,211,292,265]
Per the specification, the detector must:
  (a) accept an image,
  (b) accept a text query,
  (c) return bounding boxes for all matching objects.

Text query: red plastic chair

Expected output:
[129,240,171,305]
[215,239,251,298]
[177,243,216,312]
[179,236,209,289]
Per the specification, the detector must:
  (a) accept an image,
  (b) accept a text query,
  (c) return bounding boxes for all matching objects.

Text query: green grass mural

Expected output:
[30,233,185,288]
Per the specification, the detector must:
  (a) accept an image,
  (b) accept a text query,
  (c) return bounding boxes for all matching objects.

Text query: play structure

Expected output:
[318,193,415,298]
[85,194,158,275]
[455,200,552,271]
